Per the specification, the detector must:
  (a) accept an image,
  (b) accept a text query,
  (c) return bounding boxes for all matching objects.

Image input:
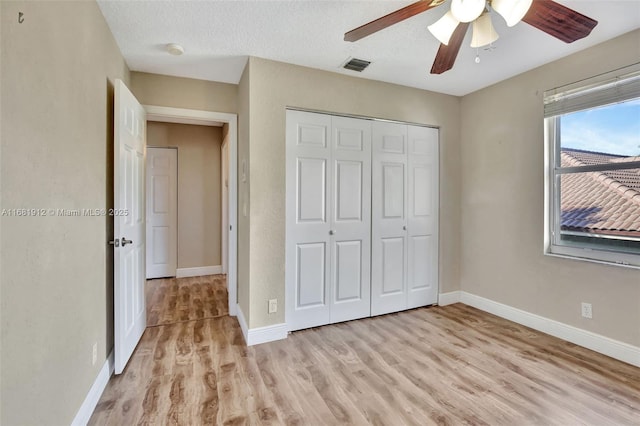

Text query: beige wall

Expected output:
[147,122,222,268]
[245,57,462,328]
[0,1,130,424]
[460,30,640,347]
[131,71,238,114]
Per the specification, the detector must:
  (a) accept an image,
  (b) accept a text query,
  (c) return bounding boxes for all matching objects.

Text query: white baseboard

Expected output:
[235,304,288,346]
[246,322,288,346]
[438,291,461,306]
[71,350,114,426]
[176,265,223,278]
[236,303,249,343]
[459,292,640,368]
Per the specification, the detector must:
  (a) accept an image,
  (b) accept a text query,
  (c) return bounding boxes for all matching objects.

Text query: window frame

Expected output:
[544,65,640,269]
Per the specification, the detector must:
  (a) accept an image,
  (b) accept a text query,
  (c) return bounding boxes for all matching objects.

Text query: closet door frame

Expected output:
[286,108,439,331]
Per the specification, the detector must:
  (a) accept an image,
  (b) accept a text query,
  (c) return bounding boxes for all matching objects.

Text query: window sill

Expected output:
[545,246,640,270]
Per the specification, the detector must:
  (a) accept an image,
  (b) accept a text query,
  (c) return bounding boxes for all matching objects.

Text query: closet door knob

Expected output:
[403,226,407,231]
[329,230,335,235]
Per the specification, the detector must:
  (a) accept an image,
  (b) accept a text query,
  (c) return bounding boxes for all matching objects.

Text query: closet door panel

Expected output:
[334,240,363,301]
[407,234,432,301]
[371,121,408,316]
[381,237,405,294]
[383,163,405,218]
[297,158,327,222]
[286,110,332,330]
[330,116,371,323]
[407,126,439,308]
[296,242,327,308]
[335,160,362,221]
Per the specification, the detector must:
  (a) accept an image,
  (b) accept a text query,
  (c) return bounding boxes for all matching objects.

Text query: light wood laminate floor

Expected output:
[146,275,228,327]
[90,301,640,425]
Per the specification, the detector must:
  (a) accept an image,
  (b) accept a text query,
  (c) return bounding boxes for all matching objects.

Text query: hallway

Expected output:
[146,275,228,327]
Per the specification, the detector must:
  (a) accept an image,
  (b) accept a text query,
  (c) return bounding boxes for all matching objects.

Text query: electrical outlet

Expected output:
[92,342,98,365]
[268,299,277,314]
[581,302,593,319]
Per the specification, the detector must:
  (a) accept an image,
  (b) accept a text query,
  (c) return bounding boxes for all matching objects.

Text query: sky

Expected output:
[561,98,640,157]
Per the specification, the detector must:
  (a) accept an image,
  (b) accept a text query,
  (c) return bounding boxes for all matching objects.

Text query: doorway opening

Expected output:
[143,106,238,320]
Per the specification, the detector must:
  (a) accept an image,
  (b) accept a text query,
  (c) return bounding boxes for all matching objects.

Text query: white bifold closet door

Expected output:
[286,110,371,331]
[371,121,439,316]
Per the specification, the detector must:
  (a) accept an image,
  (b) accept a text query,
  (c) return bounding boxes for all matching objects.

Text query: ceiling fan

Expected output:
[344,0,598,74]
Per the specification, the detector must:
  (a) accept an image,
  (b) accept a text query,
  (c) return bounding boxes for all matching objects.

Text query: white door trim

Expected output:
[221,139,229,275]
[144,105,238,316]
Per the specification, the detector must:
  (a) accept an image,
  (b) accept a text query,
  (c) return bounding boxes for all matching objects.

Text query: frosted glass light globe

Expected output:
[450,0,486,23]
[492,0,533,26]
[428,11,460,45]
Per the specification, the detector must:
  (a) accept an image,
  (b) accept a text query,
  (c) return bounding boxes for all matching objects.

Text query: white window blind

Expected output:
[544,63,640,118]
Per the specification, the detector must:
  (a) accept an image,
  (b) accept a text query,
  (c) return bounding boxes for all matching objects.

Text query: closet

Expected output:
[285,110,438,331]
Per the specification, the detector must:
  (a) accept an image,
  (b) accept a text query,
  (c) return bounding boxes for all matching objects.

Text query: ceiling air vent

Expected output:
[343,58,371,72]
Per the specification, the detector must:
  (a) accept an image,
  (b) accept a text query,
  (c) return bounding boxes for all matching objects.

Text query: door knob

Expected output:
[121,237,133,246]
[108,239,120,247]
[403,225,407,231]
[329,230,335,235]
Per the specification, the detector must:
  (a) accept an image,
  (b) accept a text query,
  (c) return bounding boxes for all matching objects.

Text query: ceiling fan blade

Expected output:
[430,22,469,75]
[522,0,598,43]
[344,0,445,42]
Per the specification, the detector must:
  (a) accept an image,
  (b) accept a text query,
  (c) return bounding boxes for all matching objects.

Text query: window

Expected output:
[545,65,640,267]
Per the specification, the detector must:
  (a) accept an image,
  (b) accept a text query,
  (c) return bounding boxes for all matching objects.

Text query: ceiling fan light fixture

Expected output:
[343,0,598,75]
[450,0,486,23]
[491,0,533,26]
[470,13,499,47]
[427,11,460,45]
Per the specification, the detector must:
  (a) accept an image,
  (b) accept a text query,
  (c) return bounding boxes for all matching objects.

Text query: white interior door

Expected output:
[371,121,408,316]
[114,79,146,374]
[145,147,177,279]
[329,116,371,323]
[286,110,332,331]
[407,126,439,308]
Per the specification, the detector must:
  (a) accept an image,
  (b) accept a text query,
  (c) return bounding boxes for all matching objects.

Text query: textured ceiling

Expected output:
[97,0,640,96]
